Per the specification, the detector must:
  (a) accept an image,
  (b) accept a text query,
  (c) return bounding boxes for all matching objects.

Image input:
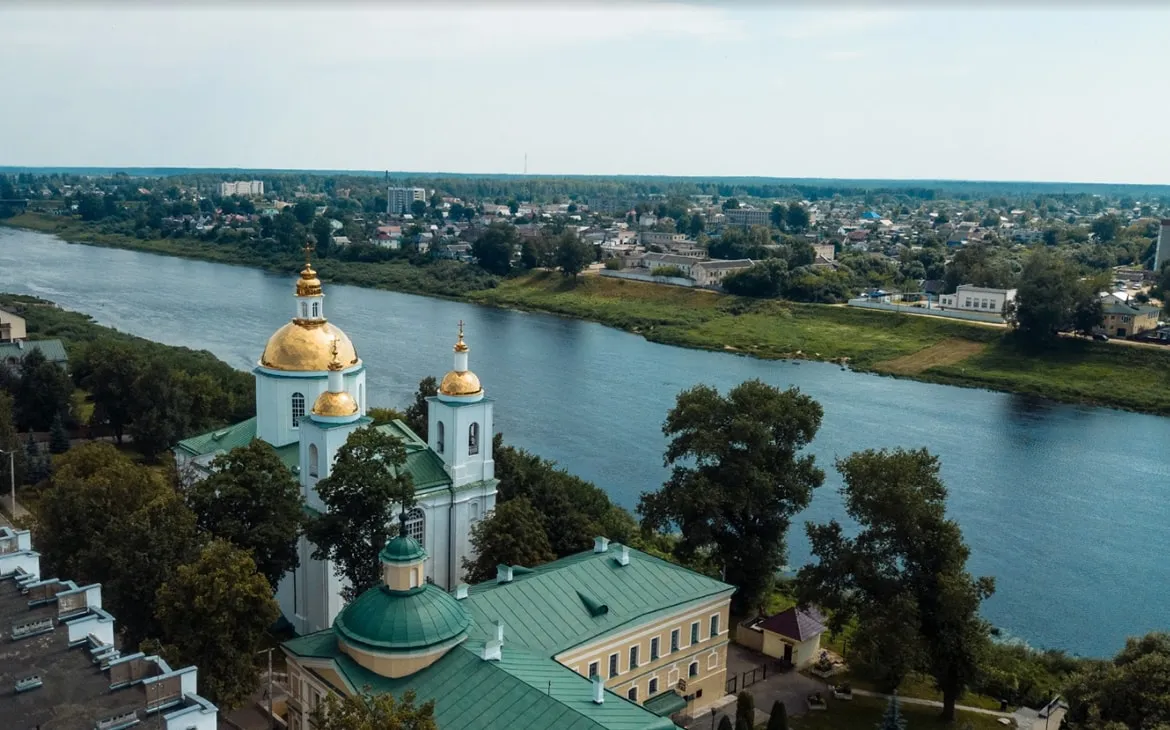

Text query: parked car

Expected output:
[1093,333,1110,342]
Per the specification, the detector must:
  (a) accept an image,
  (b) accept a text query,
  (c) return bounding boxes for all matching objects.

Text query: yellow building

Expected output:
[282,534,734,729]
[736,606,827,670]
[1101,300,1160,338]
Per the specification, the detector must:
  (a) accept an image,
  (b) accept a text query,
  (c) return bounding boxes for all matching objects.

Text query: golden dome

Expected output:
[296,263,322,297]
[312,389,359,417]
[260,321,360,372]
[439,369,482,397]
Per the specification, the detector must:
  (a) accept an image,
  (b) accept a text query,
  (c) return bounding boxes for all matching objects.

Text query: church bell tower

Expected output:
[427,322,494,488]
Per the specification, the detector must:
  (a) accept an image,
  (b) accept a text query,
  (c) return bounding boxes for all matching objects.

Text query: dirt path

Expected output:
[875,338,988,375]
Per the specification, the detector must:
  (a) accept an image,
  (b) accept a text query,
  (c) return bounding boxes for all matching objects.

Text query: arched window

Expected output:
[291,392,305,428]
[312,301,319,317]
[308,444,319,477]
[358,383,364,412]
[436,421,445,454]
[468,422,480,455]
[688,661,699,678]
[404,507,425,545]
[300,302,308,318]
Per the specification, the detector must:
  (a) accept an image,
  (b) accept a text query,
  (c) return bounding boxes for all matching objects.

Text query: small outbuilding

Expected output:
[736,606,827,669]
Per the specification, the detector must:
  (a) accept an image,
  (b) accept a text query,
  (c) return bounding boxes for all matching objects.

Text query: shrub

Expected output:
[736,691,755,729]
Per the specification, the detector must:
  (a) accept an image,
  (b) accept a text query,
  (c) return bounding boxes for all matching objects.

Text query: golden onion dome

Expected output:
[260,321,360,372]
[296,263,322,297]
[312,389,359,417]
[439,369,482,397]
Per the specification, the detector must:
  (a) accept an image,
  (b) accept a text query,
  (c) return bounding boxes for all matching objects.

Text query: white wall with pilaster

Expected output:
[254,367,366,448]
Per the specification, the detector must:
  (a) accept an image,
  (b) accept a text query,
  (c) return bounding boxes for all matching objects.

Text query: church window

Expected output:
[308,444,319,477]
[404,507,425,545]
[468,422,480,455]
[358,383,364,411]
[410,568,419,588]
[291,392,305,428]
[312,301,319,317]
[300,302,308,318]
[470,501,479,524]
[437,421,445,453]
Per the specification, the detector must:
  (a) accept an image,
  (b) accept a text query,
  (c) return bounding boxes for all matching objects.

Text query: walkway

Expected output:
[852,689,1015,719]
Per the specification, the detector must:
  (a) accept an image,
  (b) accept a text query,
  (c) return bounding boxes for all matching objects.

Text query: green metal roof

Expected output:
[334,584,470,652]
[463,546,734,654]
[283,633,677,730]
[642,691,687,717]
[175,417,259,457]
[0,338,68,364]
[380,535,427,564]
[375,420,452,493]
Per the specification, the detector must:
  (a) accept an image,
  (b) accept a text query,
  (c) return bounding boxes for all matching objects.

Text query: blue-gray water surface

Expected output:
[2,228,1166,657]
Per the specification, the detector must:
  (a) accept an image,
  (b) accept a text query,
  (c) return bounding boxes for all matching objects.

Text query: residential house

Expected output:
[691,259,754,288]
[736,607,827,669]
[1100,295,1161,338]
[938,285,1016,316]
[0,526,219,730]
[281,537,733,729]
[0,338,68,371]
[0,307,26,343]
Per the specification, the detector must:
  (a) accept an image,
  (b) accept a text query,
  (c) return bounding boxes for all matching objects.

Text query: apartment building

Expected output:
[725,209,771,228]
[388,187,428,215]
[218,180,264,197]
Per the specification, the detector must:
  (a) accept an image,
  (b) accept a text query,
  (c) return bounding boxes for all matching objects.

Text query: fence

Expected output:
[846,299,1007,324]
[725,663,770,694]
[599,270,697,288]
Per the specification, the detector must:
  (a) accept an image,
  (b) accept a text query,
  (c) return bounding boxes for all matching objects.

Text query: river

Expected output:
[2,227,1167,657]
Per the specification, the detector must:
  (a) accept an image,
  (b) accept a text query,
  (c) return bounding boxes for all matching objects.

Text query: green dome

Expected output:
[334,584,471,652]
[379,535,426,564]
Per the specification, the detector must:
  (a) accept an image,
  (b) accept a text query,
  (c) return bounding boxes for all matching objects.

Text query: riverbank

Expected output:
[6,213,1170,416]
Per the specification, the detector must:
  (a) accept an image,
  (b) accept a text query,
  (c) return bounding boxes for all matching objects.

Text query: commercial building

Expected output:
[938,285,1017,316]
[388,187,427,215]
[282,535,733,729]
[0,526,219,730]
[219,180,264,197]
[725,209,771,228]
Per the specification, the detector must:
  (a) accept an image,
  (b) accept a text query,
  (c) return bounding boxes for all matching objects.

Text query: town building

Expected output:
[1100,294,1161,338]
[725,209,771,228]
[281,534,733,730]
[0,338,68,371]
[0,307,26,343]
[219,180,264,197]
[174,250,496,636]
[388,187,427,215]
[638,253,700,277]
[0,526,219,730]
[641,231,689,246]
[1156,219,1170,271]
[736,606,827,670]
[812,243,835,262]
[937,285,1017,315]
[691,259,754,287]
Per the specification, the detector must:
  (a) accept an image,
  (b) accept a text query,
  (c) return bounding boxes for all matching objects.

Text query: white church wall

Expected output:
[255,370,329,447]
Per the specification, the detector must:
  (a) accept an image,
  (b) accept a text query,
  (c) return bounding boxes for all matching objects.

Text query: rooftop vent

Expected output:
[11,616,54,640]
[454,583,469,600]
[496,564,513,584]
[592,675,605,704]
[15,675,43,692]
[95,710,140,730]
[615,545,630,567]
[593,536,610,554]
[576,590,609,618]
[482,621,504,662]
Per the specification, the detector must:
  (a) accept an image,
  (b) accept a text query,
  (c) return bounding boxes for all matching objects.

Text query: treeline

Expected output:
[0,294,254,462]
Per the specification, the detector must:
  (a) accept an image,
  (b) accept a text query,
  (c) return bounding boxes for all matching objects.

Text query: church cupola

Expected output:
[294,242,325,323]
[438,321,483,403]
[310,339,360,424]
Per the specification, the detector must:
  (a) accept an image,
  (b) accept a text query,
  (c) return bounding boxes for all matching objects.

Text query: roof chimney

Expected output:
[482,620,504,662]
[454,583,469,600]
[496,565,513,584]
[593,537,610,554]
[592,674,604,704]
[616,545,630,567]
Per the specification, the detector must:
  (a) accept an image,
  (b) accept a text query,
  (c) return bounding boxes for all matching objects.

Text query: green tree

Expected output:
[24,430,48,485]
[463,497,556,583]
[128,361,191,462]
[153,540,279,711]
[77,339,144,444]
[1064,632,1170,730]
[555,233,594,277]
[877,694,907,730]
[718,716,734,730]
[1009,249,1103,344]
[184,440,304,590]
[78,194,106,221]
[785,204,811,233]
[766,700,788,730]
[410,199,428,219]
[722,259,789,298]
[307,425,414,599]
[770,203,788,229]
[48,412,70,454]
[312,216,333,251]
[472,222,518,276]
[13,348,73,431]
[722,198,740,211]
[293,199,317,225]
[310,689,437,730]
[736,691,755,729]
[1090,214,1121,243]
[0,392,27,487]
[507,199,520,216]
[797,448,994,721]
[368,406,406,426]
[404,376,438,438]
[639,380,825,613]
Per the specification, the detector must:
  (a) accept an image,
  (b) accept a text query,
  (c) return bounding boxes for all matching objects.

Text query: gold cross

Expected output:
[303,241,314,267]
[458,320,464,339]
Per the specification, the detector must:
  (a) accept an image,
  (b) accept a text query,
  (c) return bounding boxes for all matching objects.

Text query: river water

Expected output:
[2,228,1166,657]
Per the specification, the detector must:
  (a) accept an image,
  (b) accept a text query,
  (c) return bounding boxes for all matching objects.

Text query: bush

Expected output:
[766,701,788,730]
[651,265,688,278]
[736,691,755,729]
[604,258,622,271]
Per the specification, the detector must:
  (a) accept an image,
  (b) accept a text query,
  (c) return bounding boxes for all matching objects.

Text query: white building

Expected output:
[174,251,496,636]
[691,259,754,287]
[388,186,427,215]
[1156,218,1170,271]
[219,180,264,197]
[938,284,1017,315]
[725,209,771,228]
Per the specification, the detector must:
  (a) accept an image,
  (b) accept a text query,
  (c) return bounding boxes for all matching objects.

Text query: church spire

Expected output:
[295,241,325,321]
[438,320,482,399]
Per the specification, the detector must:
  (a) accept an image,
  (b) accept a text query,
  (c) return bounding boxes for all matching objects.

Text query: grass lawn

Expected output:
[789,695,1005,730]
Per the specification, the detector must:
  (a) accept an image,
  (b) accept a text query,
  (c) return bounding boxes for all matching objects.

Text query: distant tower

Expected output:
[524,152,527,175]
[1156,219,1170,272]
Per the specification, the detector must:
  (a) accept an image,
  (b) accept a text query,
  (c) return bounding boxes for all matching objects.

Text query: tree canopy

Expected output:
[554,233,595,277]
[307,425,414,599]
[639,380,824,613]
[463,497,556,583]
[471,222,518,276]
[404,376,438,438]
[1009,249,1103,344]
[1064,632,1170,730]
[309,689,437,730]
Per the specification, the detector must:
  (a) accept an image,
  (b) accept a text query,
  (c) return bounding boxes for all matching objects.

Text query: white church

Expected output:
[175,251,497,635]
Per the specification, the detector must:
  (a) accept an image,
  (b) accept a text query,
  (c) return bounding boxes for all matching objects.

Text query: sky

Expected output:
[1,3,1168,184]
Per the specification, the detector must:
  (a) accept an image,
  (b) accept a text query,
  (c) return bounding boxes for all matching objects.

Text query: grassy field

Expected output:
[788,694,1005,730]
[7,214,1170,415]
